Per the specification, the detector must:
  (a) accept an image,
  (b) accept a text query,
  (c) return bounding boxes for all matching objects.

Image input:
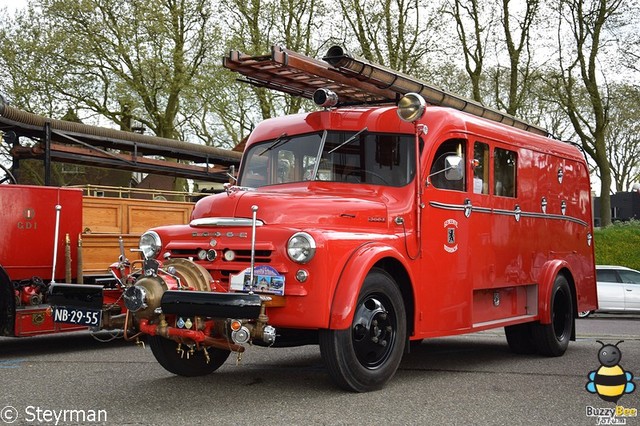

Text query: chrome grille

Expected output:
[166,248,273,289]
[167,248,272,263]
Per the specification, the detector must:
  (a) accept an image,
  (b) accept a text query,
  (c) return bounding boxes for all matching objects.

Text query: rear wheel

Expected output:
[577,310,591,318]
[149,335,230,377]
[504,322,537,354]
[0,268,15,336]
[319,268,406,392]
[532,275,573,357]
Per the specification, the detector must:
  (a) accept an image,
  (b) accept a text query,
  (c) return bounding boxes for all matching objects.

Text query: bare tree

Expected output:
[446,0,496,103]
[208,0,324,147]
[606,84,640,192]
[494,0,541,115]
[553,0,623,226]
[614,2,640,78]
[336,0,437,76]
[0,6,72,118]
[1,0,218,140]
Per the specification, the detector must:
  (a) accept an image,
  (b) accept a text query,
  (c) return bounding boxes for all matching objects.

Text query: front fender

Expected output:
[538,259,571,324]
[328,242,411,330]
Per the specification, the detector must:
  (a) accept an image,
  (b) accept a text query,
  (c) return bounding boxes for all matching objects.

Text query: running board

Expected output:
[473,314,538,330]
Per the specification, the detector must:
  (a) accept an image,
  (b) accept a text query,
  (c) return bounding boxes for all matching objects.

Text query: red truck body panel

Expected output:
[1,185,82,281]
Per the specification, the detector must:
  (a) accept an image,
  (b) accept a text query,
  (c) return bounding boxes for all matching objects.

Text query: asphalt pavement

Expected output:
[0,315,638,426]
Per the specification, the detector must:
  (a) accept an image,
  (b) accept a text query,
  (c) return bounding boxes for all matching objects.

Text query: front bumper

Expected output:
[47,283,104,309]
[48,284,264,321]
[160,290,262,319]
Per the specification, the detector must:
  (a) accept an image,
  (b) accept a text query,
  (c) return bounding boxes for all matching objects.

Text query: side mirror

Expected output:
[227,165,237,184]
[444,155,464,181]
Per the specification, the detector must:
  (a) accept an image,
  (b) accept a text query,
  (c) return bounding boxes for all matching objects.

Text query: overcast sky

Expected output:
[0,0,27,13]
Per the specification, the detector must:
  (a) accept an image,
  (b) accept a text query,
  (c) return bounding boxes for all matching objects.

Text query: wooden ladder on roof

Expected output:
[223,45,549,137]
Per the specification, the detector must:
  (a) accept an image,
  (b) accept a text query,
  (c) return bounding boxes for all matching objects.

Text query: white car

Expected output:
[578,265,640,317]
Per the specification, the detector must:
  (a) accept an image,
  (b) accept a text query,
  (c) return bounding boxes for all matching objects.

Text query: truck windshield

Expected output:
[239,131,416,187]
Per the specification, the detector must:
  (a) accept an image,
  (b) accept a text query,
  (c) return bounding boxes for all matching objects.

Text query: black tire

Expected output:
[319,268,406,392]
[149,335,230,377]
[577,310,591,318]
[0,267,15,336]
[504,322,537,354]
[532,274,573,357]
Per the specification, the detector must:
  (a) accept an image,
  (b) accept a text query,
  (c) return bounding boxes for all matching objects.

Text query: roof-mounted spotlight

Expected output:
[313,88,338,108]
[397,92,426,123]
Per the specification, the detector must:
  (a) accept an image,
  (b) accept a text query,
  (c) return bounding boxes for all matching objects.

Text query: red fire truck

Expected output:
[49,46,597,392]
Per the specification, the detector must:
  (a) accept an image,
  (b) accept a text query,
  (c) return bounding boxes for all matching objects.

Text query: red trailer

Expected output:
[0,184,200,337]
[0,185,86,336]
[0,94,241,338]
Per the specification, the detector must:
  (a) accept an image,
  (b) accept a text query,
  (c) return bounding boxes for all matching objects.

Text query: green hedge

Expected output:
[593,220,640,271]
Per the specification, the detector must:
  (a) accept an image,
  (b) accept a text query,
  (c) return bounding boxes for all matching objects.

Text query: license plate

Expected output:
[52,306,102,327]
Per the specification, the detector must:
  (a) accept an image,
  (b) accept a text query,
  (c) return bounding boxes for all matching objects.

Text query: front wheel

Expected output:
[319,268,406,392]
[149,335,230,377]
[532,274,573,357]
[577,310,591,318]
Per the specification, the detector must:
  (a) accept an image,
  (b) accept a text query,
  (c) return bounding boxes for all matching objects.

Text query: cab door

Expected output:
[420,137,473,333]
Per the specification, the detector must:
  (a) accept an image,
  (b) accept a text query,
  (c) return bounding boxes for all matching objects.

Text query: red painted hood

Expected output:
[191,184,389,229]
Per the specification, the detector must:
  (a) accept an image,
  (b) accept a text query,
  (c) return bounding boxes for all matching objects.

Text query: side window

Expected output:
[618,270,640,285]
[494,148,517,197]
[473,142,489,194]
[596,269,619,283]
[429,139,466,191]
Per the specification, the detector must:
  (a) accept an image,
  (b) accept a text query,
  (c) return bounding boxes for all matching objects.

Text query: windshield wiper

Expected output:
[328,127,368,154]
[259,132,290,156]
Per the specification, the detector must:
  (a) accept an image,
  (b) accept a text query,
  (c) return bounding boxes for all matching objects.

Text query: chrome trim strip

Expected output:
[471,206,492,214]
[430,201,491,214]
[522,211,588,227]
[190,217,264,227]
[429,201,465,212]
[430,201,588,227]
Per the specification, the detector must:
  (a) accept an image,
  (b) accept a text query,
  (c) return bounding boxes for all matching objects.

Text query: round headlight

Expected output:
[397,93,426,122]
[139,231,161,260]
[287,232,316,264]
